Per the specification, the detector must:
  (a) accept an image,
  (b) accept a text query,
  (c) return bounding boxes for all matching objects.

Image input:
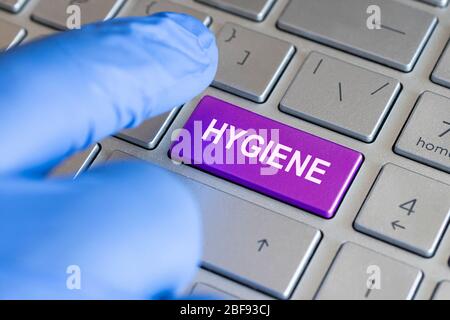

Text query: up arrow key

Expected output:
[257,239,269,252]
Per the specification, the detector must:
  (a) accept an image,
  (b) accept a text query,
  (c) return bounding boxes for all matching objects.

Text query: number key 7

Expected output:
[439,121,450,138]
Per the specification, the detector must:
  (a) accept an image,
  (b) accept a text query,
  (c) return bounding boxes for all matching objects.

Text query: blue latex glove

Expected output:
[0,13,218,299]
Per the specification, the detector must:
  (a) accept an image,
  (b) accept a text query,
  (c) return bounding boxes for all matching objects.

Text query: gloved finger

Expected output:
[0,161,201,299]
[0,12,218,177]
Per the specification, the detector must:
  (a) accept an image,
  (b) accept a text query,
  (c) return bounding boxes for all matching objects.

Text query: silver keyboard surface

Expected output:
[2,0,449,300]
[277,0,437,72]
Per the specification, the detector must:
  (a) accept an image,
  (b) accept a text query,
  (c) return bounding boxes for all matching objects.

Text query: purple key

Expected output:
[170,96,363,219]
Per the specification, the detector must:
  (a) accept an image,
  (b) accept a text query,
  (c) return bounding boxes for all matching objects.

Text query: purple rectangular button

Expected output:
[170,96,363,219]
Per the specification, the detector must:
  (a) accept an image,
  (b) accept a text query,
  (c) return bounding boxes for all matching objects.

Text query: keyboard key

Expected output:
[108,150,321,299]
[131,0,212,26]
[32,0,125,30]
[170,96,363,219]
[278,0,437,72]
[0,0,28,13]
[196,0,275,22]
[198,187,321,300]
[315,243,422,300]
[191,283,239,300]
[354,164,450,258]
[395,92,450,173]
[213,23,295,103]
[49,144,101,178]
[280,52,401,143]
[0,19,26,51]
[418,0,448,7]
[432,43,450,88]
[432,281,450,300]
[116,108,179,150]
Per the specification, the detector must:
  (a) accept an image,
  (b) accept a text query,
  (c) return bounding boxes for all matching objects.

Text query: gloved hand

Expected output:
[0,12,218,299]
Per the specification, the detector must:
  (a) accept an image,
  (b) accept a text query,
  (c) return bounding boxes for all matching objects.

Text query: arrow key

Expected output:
[354,164,450,258]
[257,239,269,252]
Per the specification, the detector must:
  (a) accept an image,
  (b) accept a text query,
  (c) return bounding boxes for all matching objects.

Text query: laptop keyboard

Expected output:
[277,0,437,72]
[432,41,450,88]
[31,0,125,30]
[419,0,448,7]
[169,96,364,219]
[213,22,295,103]
[432,281,450,300]
[0,18,25,49]
[0,0,28,13]
[109,149,322,300]
[196,0,276,21]
[1,0,449,300]
[354,164,450,258]
[117,108,180,150]
[137,0,212,25]
[315,242,423,300]
[395,92,450,173]
[280,52,401,142]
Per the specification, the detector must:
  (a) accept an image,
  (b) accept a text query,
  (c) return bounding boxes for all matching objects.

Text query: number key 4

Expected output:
[354,164,450,258]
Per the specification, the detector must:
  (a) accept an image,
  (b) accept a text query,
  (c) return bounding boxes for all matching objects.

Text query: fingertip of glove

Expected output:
[82,160,202,238]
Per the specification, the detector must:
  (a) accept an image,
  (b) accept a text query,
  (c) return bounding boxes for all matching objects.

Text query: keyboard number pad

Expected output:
[354,164,450,258]
[395,92,450,173]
